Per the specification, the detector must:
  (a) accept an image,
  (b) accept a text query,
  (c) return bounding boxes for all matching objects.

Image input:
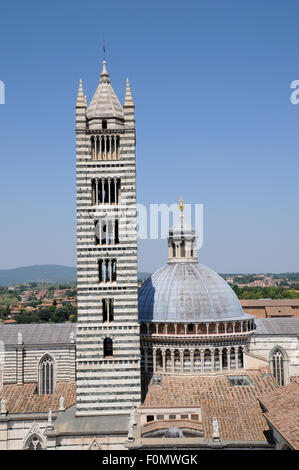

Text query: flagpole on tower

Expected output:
[102,39,106,61]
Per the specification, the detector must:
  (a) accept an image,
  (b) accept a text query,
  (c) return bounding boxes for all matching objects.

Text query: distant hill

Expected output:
[0,265,151,286]
[0,265,77,286]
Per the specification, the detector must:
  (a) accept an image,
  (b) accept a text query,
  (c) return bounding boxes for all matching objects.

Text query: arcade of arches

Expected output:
[140,319,255,336]
[140,319,255,375]
[141,345,245,375]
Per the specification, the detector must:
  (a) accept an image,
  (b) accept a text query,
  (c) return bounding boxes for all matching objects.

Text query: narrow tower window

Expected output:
[102,298,114,323]
[102,119,107,129]
[91,178,121,204]
[98,259,117,283]
[104,337,113,357]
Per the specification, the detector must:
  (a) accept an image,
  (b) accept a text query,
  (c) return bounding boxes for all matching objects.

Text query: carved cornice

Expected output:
[86,129,125,135]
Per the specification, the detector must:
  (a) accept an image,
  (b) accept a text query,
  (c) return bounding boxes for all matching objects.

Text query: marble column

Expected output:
[211,349,215,373]
[190,349,194,373]
[171,350,175,374]
[162,350,166,373]
[200,350,204,373]
[95,179,99,205]
[101,179,105,203]
[144,348,148,373]
[180,350,184,373]
[219,348,223,372]
[153,349,157,373]
[108,178,111,204]
[235,348,238,369]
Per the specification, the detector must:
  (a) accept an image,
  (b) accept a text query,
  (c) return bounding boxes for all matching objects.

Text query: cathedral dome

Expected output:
[138,262,249,323]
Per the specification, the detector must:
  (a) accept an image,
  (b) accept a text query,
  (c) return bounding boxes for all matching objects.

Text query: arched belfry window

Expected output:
[39,354,55,394]
[104,337,113,358]
[272,348,285,386]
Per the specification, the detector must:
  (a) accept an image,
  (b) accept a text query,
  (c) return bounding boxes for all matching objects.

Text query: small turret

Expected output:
[123,78,135,128]
[76,78,86,130]
[168,198,198,263]
[76,79,85,107]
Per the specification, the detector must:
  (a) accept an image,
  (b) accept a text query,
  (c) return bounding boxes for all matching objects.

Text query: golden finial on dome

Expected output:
[179,197,184,212]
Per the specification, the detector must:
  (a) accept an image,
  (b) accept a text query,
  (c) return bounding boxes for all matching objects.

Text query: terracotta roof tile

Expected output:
[142,371,278,443]
[259,381,299,449]
[0,382,76,414]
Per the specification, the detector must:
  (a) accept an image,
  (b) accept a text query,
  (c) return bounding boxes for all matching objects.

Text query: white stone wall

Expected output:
[3,346,76,385]
[47,433,127,450]
[249,334,299,383]
[0,417,49,450]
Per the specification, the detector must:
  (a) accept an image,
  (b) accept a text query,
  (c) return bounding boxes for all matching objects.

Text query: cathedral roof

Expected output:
[0,323,76,346]
[259,380,299,449]
[0,382,76,414]
[141,372,279,443]
[138,262,251,323]
[254,317,299,335]
[86,61,124,120]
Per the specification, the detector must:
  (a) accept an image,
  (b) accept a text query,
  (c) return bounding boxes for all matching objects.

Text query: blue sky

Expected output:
[0,0,298,273]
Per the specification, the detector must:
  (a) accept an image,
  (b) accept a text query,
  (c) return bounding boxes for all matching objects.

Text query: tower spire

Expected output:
[124,78,134,107]
[76,78,86,107]
[100,60,111,84]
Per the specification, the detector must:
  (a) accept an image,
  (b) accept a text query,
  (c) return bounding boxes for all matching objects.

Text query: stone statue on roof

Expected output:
[17,331,23,345]
[212,417,220,441]
[47,408,53,429]
[1,397,7,414]
[128,406,137,440]
[59,396,65,412]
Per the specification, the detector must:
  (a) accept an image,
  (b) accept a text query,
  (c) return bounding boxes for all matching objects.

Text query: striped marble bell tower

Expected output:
[75,60,141,416]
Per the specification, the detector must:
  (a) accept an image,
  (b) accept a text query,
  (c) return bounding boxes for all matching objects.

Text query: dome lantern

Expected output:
[168,198,198,263]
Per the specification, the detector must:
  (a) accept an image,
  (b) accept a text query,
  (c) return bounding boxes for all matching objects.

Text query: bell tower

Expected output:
[75,60,141,416]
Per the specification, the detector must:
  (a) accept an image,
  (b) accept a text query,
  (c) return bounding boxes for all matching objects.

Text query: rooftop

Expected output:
[139,262,252,323]
[0,323,76,346]
[142,371,279,443]
[0,382,76,414]
[259,379,299,449]
[254,318,299,335]
[241,299,299,306]
[86,61,124,121]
